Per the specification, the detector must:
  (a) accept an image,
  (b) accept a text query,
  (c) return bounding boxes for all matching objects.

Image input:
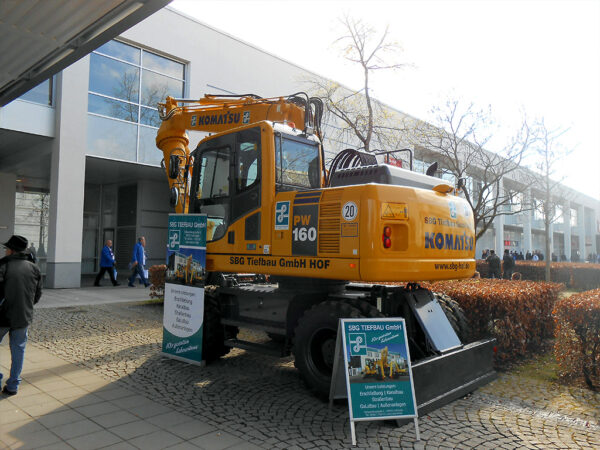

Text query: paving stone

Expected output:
[127,429,184,449]
[74,400,121,418]
[66,429,122,450]
[18,400,67,417]
[37,408,87,428]
[191,430,247,449]
[166,419,217,439]
[91,409,139,428]
[164,442,205,450]
[5,429,62,450]
[49,418,104,440]
[109,419,161,440]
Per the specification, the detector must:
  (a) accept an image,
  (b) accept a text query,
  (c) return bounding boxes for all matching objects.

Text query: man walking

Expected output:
[503,249,515,280]
[0,235,42,396]
[128,236,149,287]
[486,249,502,279]
[94,240,119,286]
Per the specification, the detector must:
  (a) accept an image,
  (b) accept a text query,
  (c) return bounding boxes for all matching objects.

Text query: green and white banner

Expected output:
[342,319,416,420]
[162,214,207,365]
[333,318,419,445]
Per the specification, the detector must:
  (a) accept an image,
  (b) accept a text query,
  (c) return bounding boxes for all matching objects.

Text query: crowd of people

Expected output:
[480,246,600,280]
[480,249,548,262]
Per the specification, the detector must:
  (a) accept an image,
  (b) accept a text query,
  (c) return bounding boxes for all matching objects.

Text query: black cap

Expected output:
[3,235,28,252]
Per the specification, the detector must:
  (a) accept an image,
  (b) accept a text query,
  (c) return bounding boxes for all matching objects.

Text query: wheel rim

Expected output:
[307,328,337,376]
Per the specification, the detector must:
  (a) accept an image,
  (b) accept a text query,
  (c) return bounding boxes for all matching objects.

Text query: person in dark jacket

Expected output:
[503,249,515,279]
[94,240,119,286]
[0,235,42,396]
[486,250,502,278]
[128,236,149,287]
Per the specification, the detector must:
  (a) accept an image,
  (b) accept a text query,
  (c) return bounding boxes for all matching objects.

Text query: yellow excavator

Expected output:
[362,347,407,380]
[155,93,495,413]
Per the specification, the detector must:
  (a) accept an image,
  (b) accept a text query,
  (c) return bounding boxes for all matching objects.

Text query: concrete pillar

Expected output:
[494,178,505,253]
[548,222,554,260]
[46,58,89,288]
[564,203,572,261]
[0,172,17,244]
[590,209,598,256]
[578,204,585,260]
[522,189,532,253]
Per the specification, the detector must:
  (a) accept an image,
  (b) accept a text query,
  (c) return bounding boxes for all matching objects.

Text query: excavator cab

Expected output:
[189,122,323,244]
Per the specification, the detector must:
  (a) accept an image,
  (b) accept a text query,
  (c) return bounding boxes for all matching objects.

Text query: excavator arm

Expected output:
[155,93,323,213]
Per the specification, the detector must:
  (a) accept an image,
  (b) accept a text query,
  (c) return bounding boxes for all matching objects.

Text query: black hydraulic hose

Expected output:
[327,149,378,186]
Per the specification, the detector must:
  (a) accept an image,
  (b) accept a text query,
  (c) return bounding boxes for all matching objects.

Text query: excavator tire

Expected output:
[293,300,362,398]
[344,298,385,318]
[434,292,470,342]
[267,332,286,343]
[203,286,238,362]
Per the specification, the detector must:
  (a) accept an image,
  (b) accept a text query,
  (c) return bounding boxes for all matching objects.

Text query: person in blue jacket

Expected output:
[128,236,149,287]
[94,240,119,286]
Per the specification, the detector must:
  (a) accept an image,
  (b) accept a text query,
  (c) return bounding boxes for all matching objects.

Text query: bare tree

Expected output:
[306,16,411,154]
[531,119,571,281]
[412,99,538,241]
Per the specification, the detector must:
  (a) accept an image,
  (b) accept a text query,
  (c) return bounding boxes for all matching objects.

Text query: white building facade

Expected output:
[1,7,599,288]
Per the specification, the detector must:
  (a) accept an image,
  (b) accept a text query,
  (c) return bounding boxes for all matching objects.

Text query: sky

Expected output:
[170,0,600,201]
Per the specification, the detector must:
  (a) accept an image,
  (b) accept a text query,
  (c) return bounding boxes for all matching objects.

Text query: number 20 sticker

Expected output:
[342,201,358,221]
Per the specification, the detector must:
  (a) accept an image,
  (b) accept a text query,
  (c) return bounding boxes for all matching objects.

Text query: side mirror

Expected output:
[169,187,179,207]
[169,155,180,179]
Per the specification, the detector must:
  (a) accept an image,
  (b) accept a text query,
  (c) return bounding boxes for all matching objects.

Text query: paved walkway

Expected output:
[1,286,599,449]
[2,286,251,449]
[1,345,252,449]
[35,285,152,309]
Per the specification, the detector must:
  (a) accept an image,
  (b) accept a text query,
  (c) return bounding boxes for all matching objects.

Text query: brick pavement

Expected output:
[1,299,599,449]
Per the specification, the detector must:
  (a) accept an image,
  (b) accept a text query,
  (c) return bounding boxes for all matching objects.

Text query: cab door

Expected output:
[190,127,261,247]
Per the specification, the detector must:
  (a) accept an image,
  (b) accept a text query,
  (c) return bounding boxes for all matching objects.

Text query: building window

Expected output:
[570,208,578,227]
[508,191,522,213]
[533,199,544,221]
[14,191,50,274]
[440,169,456,185]
[19,78,54,106]
[87,40,185,165]
[555,205,564,224]
[411,158,427,174]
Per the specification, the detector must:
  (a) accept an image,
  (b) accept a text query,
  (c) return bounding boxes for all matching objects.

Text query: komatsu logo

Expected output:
[191,113,241,127]
[425,232,474,251]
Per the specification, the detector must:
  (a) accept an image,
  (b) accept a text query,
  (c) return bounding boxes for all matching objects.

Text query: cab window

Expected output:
[275,133,320,191]
[236,137,259,192]
[194,145,230,241]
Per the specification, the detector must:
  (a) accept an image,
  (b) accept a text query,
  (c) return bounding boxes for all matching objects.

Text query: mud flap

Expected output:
[411,338,496,415]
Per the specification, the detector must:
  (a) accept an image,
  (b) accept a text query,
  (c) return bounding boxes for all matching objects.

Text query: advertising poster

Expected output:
[162,214,207,365]
[337,318,419,445]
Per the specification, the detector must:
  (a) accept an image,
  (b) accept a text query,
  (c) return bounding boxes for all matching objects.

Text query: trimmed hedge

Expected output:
[476,260,600,290]
[148,264,166,299]
[427,279,563,365]
[553,289,600,390]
